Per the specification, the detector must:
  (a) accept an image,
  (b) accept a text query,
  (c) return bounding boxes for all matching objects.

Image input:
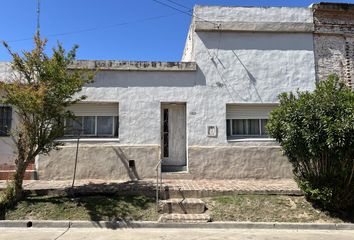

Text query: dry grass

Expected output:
[205,195,349,223]
[6,195,158,221]
[6,194,352,223]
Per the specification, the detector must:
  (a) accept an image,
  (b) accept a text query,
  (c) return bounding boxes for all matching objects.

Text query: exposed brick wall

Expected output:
[312,3,354,89]
[0,163,36,180]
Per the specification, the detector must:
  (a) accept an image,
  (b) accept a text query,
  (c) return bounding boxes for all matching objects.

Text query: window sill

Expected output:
[58,138,120,143]
[227,138,276,142]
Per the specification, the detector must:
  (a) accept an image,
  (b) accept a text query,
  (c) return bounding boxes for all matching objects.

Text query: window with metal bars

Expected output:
[0,106,12,136]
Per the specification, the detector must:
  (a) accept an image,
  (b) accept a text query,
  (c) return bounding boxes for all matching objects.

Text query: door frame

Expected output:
[160,102,188,172]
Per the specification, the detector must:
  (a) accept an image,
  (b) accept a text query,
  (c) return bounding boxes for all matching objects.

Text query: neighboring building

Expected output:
[312,2,354,88]
[0,2,353,180]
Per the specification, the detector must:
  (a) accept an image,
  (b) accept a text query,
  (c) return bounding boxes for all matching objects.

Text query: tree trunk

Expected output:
[12,160,28,201]
[0,204,5,220]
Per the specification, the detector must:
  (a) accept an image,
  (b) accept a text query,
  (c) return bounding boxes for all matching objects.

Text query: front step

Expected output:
[161,172,194,180]
[158,213,211,223]
[160,198,206,214]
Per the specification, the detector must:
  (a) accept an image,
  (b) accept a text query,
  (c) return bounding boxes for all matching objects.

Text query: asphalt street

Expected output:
[0,228,354,240]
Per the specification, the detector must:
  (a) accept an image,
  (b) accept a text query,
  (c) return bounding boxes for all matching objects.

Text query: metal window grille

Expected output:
[0,106,12,136]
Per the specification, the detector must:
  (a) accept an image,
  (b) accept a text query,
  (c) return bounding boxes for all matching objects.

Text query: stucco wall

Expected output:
[182,22,196,62]
[194,6,313,23]
[74,30,315,147]
[194,31,316,97]
[0,137,17,165]
[188,145,292,179]
[0,62,12,82]
[38,144,159,180]
[37,143,292,180]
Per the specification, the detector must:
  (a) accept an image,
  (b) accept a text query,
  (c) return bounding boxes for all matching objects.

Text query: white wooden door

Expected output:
[161,103,186,166]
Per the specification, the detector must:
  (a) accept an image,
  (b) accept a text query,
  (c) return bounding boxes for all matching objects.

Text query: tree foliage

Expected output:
[0,34,94,210]
[267,75,354,210]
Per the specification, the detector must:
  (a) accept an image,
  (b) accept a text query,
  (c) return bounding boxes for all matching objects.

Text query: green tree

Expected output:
[0,35,94,210]
[267,75,354,210]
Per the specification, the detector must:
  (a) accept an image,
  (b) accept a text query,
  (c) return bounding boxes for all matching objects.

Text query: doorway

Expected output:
[161,103,187,172]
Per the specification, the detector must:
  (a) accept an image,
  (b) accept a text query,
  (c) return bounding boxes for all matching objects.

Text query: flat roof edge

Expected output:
[69,60,197,72]
[193,5,310,9]
[195,21,314,33]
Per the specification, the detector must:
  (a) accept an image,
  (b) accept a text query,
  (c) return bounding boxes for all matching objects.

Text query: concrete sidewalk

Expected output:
[0,179,301,196]
[1,228,354,240]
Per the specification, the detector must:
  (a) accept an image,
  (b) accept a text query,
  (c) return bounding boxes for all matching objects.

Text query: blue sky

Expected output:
[1,0,353,61]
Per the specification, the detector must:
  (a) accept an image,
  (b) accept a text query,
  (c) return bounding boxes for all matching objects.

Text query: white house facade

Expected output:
[0,3,353,180]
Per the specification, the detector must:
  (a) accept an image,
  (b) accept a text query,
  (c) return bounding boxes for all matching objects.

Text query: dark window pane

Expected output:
[65,117,82,136]
[261,119,269,136]
[226,119,231,136]
[114,116,119,137]
[97,116,113,135]
[232,119,247,135]
[248,119,260,135]
[83,116,95,135]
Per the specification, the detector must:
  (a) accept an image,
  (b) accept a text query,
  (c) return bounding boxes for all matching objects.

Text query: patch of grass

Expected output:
[205,195,352,223]
[6,194,353,223]
[5,195,158,221]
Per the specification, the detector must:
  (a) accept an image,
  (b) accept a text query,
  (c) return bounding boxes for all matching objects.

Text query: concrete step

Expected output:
[163,189,198,199]
[160,198,206,214]
[163,189,214,199]
[161,172,194,180]
[158,213,211,223]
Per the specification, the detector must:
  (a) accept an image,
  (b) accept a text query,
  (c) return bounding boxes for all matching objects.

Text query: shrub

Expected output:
[0,182,16,219]
[267,75,354,210]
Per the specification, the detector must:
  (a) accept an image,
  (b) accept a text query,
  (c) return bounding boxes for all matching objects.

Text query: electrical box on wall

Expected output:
[207,125,217,137]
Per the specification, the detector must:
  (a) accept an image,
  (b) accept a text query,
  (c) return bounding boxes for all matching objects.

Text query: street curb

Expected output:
[0,220,353,230]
